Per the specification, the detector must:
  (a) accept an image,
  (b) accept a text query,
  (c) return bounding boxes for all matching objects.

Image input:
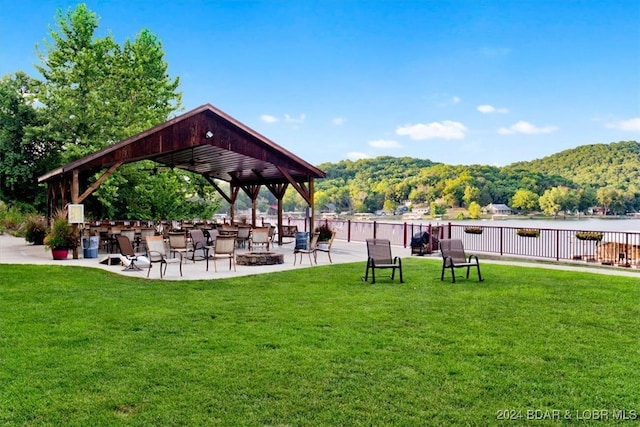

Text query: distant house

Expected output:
[320,203,336,214]
[482,203,513,215]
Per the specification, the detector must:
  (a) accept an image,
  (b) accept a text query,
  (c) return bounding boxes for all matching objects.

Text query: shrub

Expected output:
[24,215,48,245]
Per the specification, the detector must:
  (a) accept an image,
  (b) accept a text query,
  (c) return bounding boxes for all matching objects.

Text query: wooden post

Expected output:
[71,169,80,259]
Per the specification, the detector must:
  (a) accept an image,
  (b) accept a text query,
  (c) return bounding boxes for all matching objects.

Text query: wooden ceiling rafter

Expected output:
[276,165,311,205]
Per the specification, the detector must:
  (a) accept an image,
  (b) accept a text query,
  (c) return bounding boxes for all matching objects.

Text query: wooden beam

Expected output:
[276,166,311,204]
[239,184,261,226]
[75,161,124,204]
[204,176,233,204]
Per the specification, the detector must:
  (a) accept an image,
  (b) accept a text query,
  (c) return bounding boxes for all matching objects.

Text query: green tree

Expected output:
[510,189,539,213]
[538,186,577,216]
[539,187,562,216]
[34,4,181,161]
[30,4,184,219]
[468,201,481,219]
[0,72,53,207]
[462,185,481,207]
[596,187,619,215]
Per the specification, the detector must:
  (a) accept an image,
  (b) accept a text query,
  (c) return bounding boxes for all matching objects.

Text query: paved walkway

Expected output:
[1,234,639,280]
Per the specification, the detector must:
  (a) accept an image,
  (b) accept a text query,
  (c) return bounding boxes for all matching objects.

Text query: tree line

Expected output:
[312,141,640,216]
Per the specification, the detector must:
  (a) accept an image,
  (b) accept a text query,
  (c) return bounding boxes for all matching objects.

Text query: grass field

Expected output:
[1,259,639,426]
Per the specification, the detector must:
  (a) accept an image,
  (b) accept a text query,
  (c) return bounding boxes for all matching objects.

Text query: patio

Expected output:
[2,233,638,280]
[0,234,369,281]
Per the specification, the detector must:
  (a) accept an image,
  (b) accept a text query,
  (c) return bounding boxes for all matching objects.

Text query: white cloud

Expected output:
[346,152,370,160]
[498,121,558,135]
[452,96,461,104]
[396,120,467,140]
[605,117,640,131]
[284,113,306,124]
[477,104,509,114]
[332,117,346,125]
[260,114,278,124]
[369,139,402,149]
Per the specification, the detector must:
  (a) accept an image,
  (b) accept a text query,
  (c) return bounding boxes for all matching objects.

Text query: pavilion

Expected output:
[38,104,326,245]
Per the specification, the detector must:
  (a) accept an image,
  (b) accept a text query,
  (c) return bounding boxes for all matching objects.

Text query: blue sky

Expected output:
[1,0,639,166]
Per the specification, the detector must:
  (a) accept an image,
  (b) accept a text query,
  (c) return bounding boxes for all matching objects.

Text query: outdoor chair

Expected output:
[315,230,336,263]
[363,238,403,284]
[210,235,236,272]
[120,229,136,244]
[168,231,191,262]
[249,227,270,251]
[138,228,156,251]
[145,235,182,278]
[219,224,238,237]
[439,239,483,283]
[294,232,319,265]
[205,228,218,247]
[236,225,251,248]
[116,234,144,271]
[280,225,298,244]
[189,229,213,265]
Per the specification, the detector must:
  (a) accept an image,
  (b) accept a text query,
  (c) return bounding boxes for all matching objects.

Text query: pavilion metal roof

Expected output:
[38,103,325,186]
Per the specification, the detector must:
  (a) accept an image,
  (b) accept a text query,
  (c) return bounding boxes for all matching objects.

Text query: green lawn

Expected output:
[1,259,639,426]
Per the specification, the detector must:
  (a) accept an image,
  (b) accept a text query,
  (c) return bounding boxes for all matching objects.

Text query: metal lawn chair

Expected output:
[116,234,143,271]
[210,235,236,272]
[294,231,319,265]
[439,239,483,283]
[145,235,182,278]
[190,229,213,263]
[316,230,336,263]
[363,238,403,284]
[249,227,270,251]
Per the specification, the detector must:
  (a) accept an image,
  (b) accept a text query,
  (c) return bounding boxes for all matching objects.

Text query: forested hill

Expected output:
[505,141,640,192]
[312,141,639,214]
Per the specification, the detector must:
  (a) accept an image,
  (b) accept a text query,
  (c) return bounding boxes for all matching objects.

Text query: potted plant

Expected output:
[24,215,48,245]
[314,223,335,242]
[464,226,483,235]
[44,211,76,260]
[516,228,540,238]
[575,231,603,241]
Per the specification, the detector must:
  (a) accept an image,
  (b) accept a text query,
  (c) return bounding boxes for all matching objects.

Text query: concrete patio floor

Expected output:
[0,233,371,281]
[2,233,639,280]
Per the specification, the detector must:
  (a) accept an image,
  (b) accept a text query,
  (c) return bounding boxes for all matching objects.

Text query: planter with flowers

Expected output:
[575,231,603,242]
[464,226,483,235]
[44,212,76,260]
[516,228,540,238]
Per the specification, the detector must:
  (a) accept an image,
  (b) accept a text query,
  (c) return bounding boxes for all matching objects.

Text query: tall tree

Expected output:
[35,4,181,162]
[29,4,187,218]
[511,189,539,213]
[0,72,53,206]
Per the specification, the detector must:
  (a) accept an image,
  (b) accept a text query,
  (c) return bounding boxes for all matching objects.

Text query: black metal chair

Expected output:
[440,239,483,283]
[363,238,403,284]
